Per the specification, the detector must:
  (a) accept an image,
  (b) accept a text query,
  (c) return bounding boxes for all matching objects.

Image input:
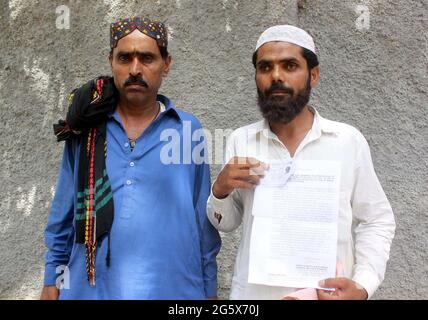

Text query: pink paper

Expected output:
[283,288,318,300]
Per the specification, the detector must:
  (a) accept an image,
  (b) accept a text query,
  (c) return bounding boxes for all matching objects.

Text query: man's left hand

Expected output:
[317,277,368,300]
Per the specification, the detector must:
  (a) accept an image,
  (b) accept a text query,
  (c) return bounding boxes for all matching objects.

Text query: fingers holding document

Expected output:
[212,157,268,199]
[317,277,368,300]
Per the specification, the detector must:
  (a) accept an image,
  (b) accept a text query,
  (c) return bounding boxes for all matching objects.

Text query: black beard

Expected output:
[257,77,311,124]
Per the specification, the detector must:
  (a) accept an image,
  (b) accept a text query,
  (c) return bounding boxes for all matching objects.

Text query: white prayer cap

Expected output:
[255,25,316,54]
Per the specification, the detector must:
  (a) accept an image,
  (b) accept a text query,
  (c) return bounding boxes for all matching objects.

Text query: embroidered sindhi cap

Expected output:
[110,16,168,50]
[255,25,315,54]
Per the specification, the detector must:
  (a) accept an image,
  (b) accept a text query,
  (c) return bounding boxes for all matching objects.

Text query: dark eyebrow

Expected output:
[280,58,300,64]
[116,51,131,57]
[136,51,156,57]
[116,51,156,57]
[257,59,271,67]
[257,57,300,66]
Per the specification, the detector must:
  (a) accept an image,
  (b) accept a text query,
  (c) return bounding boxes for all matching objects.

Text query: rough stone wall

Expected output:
[0,0,426,299]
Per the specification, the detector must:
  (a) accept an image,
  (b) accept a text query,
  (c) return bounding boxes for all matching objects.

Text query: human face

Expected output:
[255,42,319,124]
[109,29,171,106]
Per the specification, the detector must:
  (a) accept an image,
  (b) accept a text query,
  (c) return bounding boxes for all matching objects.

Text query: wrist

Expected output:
[212,181,230,199]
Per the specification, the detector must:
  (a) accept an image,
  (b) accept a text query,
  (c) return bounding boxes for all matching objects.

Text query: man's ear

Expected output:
[310,66,320,89]
[162,54,172,78]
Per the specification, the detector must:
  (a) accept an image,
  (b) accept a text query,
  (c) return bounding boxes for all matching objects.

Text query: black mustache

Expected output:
[124,76,148,87]
[265,82,294,96]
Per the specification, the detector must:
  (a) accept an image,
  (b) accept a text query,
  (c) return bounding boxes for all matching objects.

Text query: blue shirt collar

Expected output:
[107,94,182,122]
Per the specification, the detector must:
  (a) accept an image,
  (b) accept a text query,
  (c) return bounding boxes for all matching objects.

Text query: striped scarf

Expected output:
[54,76,117,286]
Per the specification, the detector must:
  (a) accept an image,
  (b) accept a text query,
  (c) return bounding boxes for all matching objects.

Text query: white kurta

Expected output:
[207,107,395,299]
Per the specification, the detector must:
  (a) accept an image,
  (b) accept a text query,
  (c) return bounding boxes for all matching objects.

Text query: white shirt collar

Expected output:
[258,106,341,142]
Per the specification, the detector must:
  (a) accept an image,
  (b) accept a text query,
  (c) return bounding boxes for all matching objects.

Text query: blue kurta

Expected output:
[44,95,221,299]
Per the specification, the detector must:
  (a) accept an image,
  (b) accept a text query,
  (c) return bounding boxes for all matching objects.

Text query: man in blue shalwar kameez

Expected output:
[41,16,221,300]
